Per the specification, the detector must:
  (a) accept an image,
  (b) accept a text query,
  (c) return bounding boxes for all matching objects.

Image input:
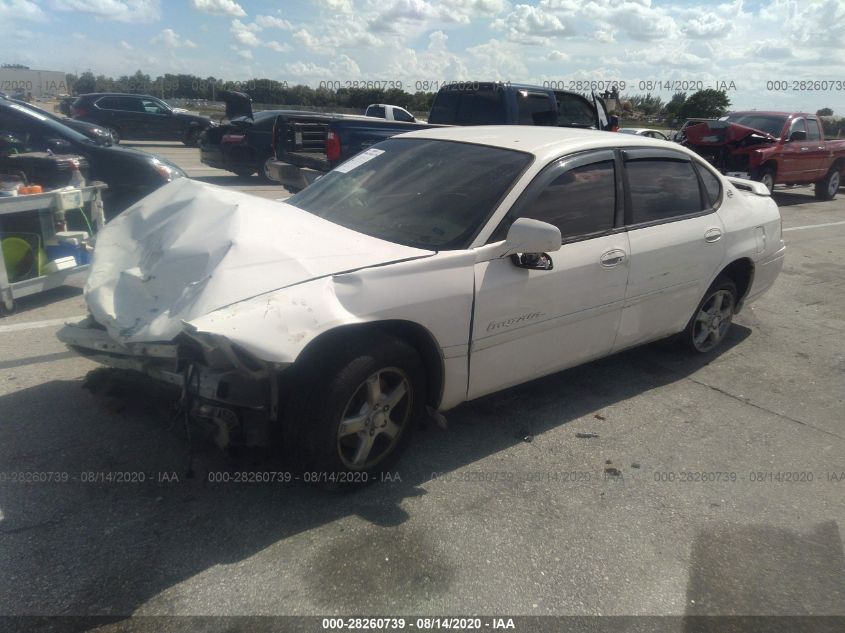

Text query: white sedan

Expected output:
[618,127,670,140]
[58,126,785,481]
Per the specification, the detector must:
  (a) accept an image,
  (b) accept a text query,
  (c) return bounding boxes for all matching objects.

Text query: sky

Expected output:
[1,0,844,113]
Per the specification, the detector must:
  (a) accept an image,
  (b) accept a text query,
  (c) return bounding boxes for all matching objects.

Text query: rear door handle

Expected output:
[705,228,722,243]
[600,249,626,267]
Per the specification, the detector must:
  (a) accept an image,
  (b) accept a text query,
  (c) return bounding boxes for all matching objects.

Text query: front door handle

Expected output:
[705,228,722,243]
[600,249,626,267]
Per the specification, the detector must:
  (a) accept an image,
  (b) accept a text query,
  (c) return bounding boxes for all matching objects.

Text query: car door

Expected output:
[468,150,630,399]
[613,149,726,352]
[780,117,816,182]
[105,96,147,140]
[803,118,828,180]
[139,98,176,140]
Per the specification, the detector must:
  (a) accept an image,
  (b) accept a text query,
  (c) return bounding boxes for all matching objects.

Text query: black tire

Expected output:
[232,168,256,178]
[283,332,425,488]
[757,167,775,194]
[257,154,278,184]
[814,166,840,201]
[108,128,120,144]
[681,276,737,353]
[183,127,201,147]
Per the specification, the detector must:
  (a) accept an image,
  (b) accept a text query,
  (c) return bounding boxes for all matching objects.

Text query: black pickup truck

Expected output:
[268,82,615,192]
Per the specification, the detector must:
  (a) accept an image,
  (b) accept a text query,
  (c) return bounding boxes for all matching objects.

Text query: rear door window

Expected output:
[806,119,821,141]
[555,92,597,127]
[429,86,506,125]
[626,158,706,224]
[517,91,556,126]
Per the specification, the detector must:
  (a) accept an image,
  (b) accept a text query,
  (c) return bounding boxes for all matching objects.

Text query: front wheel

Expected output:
[285,333,425,487]
[681,277,737,353]
[814,167,840,201]
[757,168,775,194]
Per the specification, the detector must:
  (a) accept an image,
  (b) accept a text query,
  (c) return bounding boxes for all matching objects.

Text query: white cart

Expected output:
[0,182,107,312]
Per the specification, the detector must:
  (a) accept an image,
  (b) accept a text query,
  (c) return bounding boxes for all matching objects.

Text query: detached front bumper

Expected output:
[57,317,274,412]
[267,160,322,192]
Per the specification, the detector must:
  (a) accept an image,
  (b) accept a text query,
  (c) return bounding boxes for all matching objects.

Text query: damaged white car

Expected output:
[58,126,785,479]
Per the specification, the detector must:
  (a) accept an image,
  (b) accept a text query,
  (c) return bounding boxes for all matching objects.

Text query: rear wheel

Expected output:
[682,277,737,353]
[232,168,256,178]
[284,333,425,487]
[258,155,278,184]
[183,127,201,147]
[758,168,775,194]
[814,167,840,200]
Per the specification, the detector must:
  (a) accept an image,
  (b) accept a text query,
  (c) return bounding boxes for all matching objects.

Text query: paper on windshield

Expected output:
[334,148,384,173]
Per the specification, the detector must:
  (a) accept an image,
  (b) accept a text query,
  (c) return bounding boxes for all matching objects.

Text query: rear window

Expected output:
[366,105,386,118]
[428,86,506,125]
[723,114,788,138]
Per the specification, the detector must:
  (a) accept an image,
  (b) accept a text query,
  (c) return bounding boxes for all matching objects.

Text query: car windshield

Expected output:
[722,114,788,137]
[287,138,533,250]
[5,101,92,144]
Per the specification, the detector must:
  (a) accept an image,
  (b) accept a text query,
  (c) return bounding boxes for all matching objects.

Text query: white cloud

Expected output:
[254,14,292,30]
[547,50,570,62]
[284,54,362,79]
[151,28,198,49]
[492,4,574,44]
[120,40,132,50]
[0,0,45,21]
[50,0,160,22]
[265,40,292,52]
[231,19,261,47]
[189,0,245,18]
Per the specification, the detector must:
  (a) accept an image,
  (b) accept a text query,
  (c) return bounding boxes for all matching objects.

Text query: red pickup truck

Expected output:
[683,111,845,200]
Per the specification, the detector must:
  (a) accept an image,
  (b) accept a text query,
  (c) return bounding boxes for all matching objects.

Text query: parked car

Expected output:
[5,96,115,145]
[619,127,669,140]
[268,81,617,192]
[199,91,314,181]
[364,103,417,122]
[0,97,185,217]
[58,126,784,482]
[70,93,215,146]
[683,111,845,199]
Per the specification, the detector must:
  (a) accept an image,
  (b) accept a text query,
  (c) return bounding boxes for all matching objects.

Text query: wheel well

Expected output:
[832,158,845,176]
[760,161,777,176]
[718,258,754,309]
[292,321,444,409]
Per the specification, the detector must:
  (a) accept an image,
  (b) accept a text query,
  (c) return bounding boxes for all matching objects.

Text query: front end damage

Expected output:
[56,177,435,450]
[58,316,280,448]
[683,121,777,178]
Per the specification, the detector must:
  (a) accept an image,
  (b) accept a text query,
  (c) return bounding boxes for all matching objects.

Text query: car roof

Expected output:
[397,126,687,163]
[728,110,811,118]
[79,93,159,99]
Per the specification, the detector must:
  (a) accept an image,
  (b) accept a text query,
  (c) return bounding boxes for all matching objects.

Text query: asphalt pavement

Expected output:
[0,144,843,628]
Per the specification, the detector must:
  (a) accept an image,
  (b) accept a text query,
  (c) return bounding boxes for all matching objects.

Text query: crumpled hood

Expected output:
[85,178,432,343]
[685,121,777,147]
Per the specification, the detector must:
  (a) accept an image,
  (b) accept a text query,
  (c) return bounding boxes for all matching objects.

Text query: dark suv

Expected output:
[70,93,215,146]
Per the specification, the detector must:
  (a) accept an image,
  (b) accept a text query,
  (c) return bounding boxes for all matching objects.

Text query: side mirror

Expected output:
[789,130,807,142]
[46,138,73,154]
[501,218,561,270]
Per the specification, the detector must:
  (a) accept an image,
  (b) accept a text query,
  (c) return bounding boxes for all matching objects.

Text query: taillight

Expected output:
[326,130,341,161]
[221,134,246,144]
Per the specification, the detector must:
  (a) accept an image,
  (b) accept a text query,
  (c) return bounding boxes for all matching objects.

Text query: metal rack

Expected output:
[0,182,107,312]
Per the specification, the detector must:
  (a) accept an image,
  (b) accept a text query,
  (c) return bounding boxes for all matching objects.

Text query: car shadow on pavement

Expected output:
[0,286,84,319]
[0,327,753,624]
[770,190,819,207]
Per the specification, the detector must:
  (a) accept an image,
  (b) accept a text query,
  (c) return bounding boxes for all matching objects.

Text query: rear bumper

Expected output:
[746,244,786,304]
[199,146,228,170]
[267,161,322,191]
